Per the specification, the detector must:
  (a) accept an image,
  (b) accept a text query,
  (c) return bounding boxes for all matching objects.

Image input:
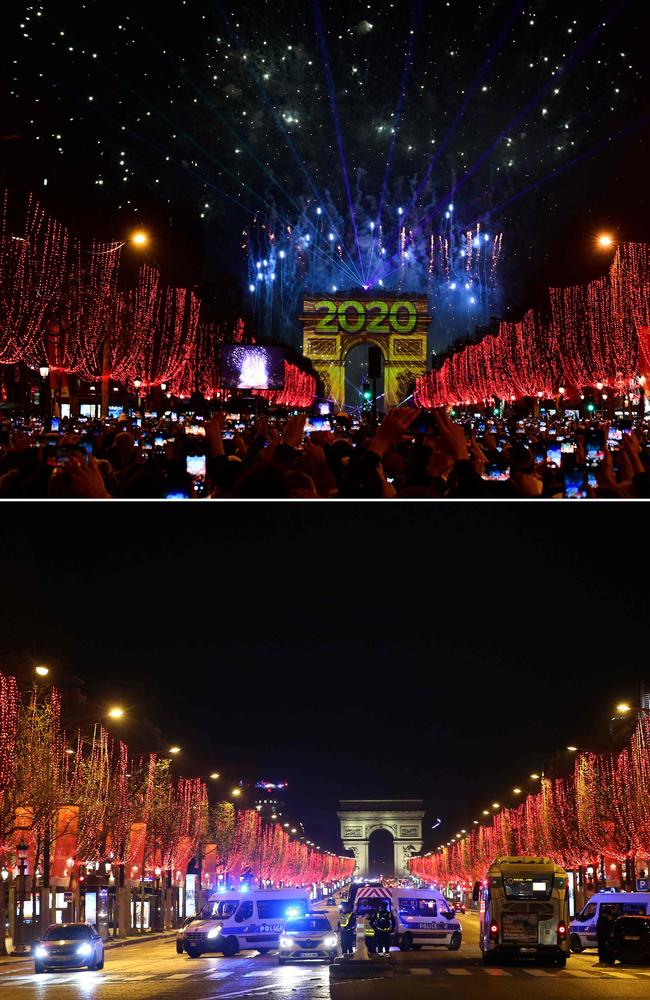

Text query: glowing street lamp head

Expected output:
[131,230,148,247]
[168,746,181,755]
[231,788,242,797]
[107,707,124,719]
[597,233,613,248]
[209,772,220,780]
[566,745,578,752]
[34,665,50,678]
[616,703,631,714]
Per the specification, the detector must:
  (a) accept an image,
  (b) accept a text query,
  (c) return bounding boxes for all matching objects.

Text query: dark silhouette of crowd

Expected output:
[0,407,648,500]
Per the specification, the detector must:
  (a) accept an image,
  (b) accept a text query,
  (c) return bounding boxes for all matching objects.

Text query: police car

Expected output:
[569,892,650,953]
[354,886,462,951]
[179,888,310,958]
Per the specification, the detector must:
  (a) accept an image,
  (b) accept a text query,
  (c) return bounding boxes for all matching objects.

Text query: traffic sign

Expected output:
[636,878,649,891]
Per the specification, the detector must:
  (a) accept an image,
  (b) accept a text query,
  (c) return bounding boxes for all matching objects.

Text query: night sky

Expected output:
[3,1,650,348]
[0,507,646,857]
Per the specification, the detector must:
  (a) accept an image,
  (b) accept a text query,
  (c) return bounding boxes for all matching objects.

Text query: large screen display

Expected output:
[220,344,285,390]
[312,297,418,335]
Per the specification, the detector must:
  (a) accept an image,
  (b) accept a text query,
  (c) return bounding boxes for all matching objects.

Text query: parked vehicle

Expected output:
[179,888,310,957]
[353,885,462,952]
[610,915,650,964]
[569,892,650,953]
[278,914,338,964]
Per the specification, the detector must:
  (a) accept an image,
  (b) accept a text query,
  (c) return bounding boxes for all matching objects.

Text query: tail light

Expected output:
[489,922,499,942]
[557,923,567,941]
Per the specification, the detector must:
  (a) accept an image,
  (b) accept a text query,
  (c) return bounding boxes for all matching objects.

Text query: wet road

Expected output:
[1,911,649,1000]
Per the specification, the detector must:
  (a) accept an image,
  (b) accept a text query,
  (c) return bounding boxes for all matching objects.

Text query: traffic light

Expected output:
[363,390,372,401]
[587,403,595,413]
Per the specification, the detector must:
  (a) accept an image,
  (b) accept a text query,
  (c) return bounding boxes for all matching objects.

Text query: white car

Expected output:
[278,914,338,965]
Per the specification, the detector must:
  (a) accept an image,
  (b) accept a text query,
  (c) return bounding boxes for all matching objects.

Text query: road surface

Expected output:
[1,910,649,999]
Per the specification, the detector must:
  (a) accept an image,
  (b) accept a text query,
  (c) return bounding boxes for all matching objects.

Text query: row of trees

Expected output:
[0,191,317,406]
[0,671,353,942]
[415,242,650,406]
[408,715,650,887]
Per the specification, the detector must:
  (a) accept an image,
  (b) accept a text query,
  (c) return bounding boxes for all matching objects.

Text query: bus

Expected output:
[478,857,570,967]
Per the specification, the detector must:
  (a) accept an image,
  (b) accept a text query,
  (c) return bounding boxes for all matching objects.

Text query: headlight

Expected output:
[34,946,48,960]
[207,925,222,939]
[279,936,293,949]
[76,943,93,957]
[324,935,338,948]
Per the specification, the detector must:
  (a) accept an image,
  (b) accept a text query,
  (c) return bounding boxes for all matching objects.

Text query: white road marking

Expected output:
[446,968,472,975]
[168,972,194,978]
[522,968,552,975]
[483,967,512,975]
[411,968,433,974]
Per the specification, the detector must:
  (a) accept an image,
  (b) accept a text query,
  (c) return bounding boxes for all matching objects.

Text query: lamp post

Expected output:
[13,841,29,955]
[133,378,143,414]
[39,365,51,431]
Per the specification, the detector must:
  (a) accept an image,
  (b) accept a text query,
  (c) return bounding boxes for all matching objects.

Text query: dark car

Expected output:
[33,923,104,973]
[611,915,650,964]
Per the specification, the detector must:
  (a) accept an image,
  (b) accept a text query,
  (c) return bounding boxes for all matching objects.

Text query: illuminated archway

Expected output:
[300,292,430,409]
[337,799,424,877]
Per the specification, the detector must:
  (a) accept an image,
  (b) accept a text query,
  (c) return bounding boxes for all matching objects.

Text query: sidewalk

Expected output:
[0,930,177,967]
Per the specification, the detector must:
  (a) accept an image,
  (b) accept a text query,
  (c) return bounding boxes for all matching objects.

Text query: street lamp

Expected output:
[168,746,181,755]
[107,707,125,720]
[597,233,614,248]
[209,772,220,780]
[34,665,50,678]
[13,841,29,955]
[38,365,51,429]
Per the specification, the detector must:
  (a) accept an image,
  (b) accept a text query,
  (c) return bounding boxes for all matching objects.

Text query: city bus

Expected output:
[479,857,571,967]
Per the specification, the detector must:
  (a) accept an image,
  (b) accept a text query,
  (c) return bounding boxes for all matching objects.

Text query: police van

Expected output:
[354,885,462,951]
[179,888,310,957]
[569,892,650,953]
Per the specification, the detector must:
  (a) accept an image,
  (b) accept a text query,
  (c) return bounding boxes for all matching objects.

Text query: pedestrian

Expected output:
[338,904,356,956]
[596,906,615,965]
[371,902,396,956]
[364,908,377,955]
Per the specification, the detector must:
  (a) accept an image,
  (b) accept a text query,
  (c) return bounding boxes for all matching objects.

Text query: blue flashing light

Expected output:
[286,906,300,917]
[240,884,249,892]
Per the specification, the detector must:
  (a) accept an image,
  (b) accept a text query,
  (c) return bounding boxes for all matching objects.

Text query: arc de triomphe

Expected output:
[338,799,424,877]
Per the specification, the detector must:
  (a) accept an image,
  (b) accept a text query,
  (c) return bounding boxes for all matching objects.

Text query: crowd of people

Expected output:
[0,405,648,499]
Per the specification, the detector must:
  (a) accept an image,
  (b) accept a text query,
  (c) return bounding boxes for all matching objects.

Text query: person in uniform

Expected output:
[338,904,356,956]
[371,902,396,956]
[364,907,377,955]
